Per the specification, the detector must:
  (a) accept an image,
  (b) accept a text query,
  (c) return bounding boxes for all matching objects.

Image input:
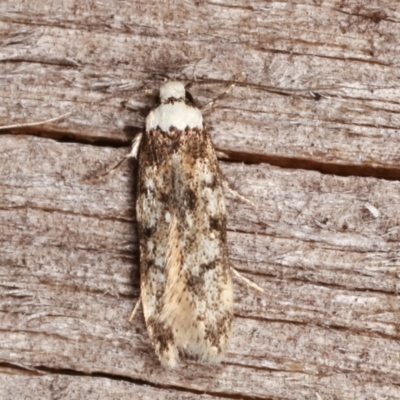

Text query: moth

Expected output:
[131,81,233,367]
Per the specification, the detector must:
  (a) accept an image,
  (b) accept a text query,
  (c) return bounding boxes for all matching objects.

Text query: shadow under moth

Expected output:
[131,81,233,367]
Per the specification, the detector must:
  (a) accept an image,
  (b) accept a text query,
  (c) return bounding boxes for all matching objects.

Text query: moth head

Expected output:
[159,81,196,106]
[159,81,185,102]
[146,80,202,131]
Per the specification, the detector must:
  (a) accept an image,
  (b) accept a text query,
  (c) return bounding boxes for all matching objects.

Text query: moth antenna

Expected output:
[0,111,72,131]
[184,72,246,112]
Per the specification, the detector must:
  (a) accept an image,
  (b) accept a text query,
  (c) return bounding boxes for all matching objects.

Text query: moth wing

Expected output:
[137,129,233,367]
[136,145,178,366]
[161,135,233,363]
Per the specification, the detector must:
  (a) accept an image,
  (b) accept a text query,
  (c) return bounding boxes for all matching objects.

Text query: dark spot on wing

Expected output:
[149,318,175,357]
[204,311,232,351]
[159,191,169,204]
[141,225,155,238]
[185,187,197,210]
[200,261,216,270]
[209,217,223,231]
[187,274,205,297]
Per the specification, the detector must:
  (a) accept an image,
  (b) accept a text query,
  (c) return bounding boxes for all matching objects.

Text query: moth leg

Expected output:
[224,180,262,295]
[128,296,142,322]
[215,150,230,160]
[231,267,263,293]
[127,132,143,159]
[81,156,128,183]
[222,180,256,208]
[81,133,143,183]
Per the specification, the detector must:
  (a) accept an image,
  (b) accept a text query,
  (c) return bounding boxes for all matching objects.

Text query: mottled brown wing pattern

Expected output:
[136,127,233,367]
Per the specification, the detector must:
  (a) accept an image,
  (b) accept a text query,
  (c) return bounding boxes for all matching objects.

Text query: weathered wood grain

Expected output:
[0,375,230,400]
[1,1,400,174]
[1,0,400,398]
[1,135,400,399]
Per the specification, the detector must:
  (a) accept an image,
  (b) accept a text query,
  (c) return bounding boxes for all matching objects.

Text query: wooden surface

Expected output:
[1,1,400,399]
